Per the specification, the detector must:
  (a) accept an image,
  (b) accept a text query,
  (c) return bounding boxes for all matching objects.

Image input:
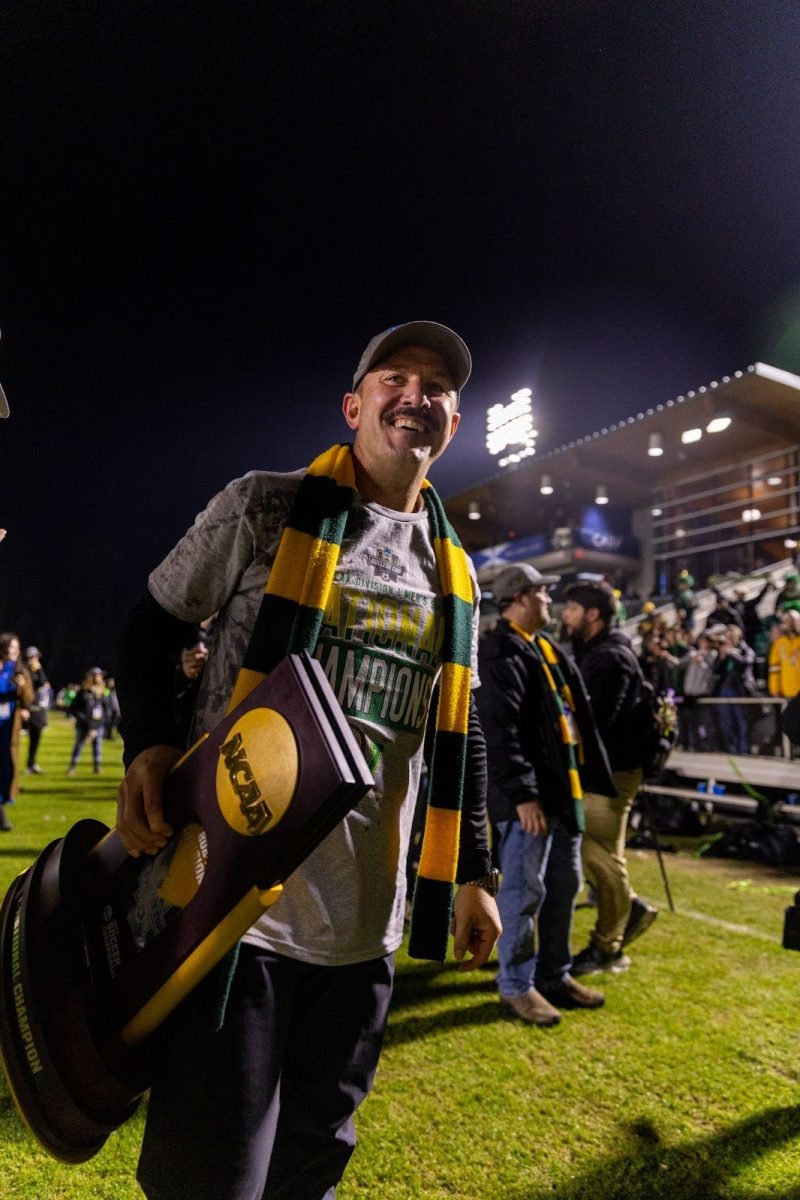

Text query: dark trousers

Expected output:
[69,725,103,768]
[716,686,750,755]
[27,724,43,768]
[680,700,712,751]
[138,944,395,1200]
[0,720,12,804]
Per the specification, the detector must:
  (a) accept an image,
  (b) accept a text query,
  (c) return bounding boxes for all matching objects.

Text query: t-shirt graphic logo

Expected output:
[367,547,406,583]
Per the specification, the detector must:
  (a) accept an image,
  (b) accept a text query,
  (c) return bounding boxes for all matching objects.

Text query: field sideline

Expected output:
[1,721,799,1200]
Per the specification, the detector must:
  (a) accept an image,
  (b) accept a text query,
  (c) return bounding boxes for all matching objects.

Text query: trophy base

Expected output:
[0,653,374,1164]
[0,821,147,1162]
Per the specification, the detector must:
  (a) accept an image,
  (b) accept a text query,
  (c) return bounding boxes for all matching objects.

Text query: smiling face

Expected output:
[342,345,461,501]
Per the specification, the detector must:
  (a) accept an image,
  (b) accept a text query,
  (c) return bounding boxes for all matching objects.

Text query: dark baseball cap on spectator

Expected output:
[352,321,472,395]
[491,564,559,608]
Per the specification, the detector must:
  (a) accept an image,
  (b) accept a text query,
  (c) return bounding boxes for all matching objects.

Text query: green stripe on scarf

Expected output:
[232,443,473,962]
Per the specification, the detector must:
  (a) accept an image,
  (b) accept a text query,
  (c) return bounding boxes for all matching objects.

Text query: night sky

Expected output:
[3,0,800,683]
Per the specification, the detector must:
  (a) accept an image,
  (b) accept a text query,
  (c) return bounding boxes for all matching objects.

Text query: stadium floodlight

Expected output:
[486,387,538,468]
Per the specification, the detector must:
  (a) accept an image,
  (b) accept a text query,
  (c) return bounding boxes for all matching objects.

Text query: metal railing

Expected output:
[675,694,795,761]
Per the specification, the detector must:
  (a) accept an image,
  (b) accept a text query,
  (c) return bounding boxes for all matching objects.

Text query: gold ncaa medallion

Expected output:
[215,708,298,836]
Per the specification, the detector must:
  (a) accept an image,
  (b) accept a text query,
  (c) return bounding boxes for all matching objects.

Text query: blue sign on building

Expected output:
[472,533,549,571]
[472,508,639,571]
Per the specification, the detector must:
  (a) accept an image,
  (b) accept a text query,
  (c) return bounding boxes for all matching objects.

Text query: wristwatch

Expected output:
[461,868,500,897]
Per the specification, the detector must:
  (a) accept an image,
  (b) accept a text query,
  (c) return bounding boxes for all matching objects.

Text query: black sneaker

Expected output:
[622,897,659,948]
[571,945,631,976]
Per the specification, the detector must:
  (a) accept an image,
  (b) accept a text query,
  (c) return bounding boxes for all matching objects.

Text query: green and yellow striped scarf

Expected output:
[230,443,474,962]
[508,621,585,830]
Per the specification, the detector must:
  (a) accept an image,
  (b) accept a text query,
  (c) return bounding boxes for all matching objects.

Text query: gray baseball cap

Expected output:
[352,321,472,394]
[492,563,560,608]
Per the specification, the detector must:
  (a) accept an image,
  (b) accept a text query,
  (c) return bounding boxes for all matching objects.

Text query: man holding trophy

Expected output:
[115,321,501,1200]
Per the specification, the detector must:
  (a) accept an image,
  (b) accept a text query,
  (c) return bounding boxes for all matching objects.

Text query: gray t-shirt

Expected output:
[149,469,480,966]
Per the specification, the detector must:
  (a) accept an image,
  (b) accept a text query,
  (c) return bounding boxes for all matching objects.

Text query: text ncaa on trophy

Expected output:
[0,653,374,1162]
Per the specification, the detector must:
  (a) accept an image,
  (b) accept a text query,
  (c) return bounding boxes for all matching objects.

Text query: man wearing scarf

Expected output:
[116,321,501,1200]
[478,565,616,1025]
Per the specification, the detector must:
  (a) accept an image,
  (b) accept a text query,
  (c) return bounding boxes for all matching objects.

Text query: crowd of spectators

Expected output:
[632,573,800,756]
[0,632,122,829]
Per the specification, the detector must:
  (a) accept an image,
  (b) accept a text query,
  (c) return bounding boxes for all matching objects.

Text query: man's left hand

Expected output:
[181,644,209,680]
[450,885,502,972]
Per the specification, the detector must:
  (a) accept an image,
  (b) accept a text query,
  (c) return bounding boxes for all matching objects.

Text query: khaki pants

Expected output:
[581,768,643,954]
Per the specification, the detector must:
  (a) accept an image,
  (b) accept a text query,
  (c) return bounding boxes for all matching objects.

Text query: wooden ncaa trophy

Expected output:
[0,652,373,1162]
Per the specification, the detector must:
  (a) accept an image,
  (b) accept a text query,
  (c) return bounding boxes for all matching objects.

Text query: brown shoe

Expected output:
[500,988,561,1026]
[539,975,605,1010]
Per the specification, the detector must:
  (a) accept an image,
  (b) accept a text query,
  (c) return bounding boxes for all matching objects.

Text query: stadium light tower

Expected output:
[486,387,538,469]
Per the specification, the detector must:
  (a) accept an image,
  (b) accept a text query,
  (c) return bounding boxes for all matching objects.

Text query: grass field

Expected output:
[2,721,800,1199]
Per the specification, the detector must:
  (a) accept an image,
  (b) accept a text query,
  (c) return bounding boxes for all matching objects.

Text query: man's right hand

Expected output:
[116,745,183,857]
[516,799,548,836]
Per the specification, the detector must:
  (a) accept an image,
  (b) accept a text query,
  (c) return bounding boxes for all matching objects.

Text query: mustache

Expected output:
[386,407,438,431]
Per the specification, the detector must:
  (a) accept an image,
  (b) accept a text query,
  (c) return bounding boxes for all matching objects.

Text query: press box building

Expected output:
[445,362,800,597]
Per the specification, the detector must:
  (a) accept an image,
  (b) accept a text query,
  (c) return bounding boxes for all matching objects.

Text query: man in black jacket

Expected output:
[561,581,658,975]
[477,564,615,1025]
